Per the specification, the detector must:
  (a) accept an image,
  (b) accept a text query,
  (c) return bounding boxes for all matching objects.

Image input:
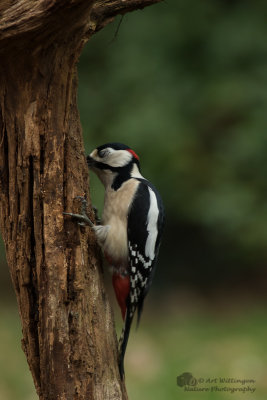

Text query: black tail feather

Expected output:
[118,309,135,379]
[136,298,145,328]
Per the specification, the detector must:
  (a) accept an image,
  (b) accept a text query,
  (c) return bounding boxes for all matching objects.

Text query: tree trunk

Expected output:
[0,1,160,399]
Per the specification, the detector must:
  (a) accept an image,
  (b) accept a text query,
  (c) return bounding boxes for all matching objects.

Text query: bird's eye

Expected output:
[98,149,109,158]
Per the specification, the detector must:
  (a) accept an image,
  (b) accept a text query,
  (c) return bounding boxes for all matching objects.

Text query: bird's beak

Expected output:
[87,155,95,168]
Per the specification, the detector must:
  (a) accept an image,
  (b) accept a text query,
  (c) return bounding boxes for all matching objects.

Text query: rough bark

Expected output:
[0,0,160,399]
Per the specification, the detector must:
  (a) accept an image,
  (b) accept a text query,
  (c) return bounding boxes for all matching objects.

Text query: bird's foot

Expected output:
[63,196,94,227]
[92,205,101,225]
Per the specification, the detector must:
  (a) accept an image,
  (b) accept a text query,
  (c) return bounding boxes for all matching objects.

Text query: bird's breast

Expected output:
[101,179,140,266]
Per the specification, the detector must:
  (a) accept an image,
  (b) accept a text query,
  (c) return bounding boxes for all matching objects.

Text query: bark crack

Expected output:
[28,155,41,385]
[3,125,9,202]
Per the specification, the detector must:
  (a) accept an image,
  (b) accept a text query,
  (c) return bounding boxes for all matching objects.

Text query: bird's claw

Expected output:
[92,205,101,225]
[63,197,94,227]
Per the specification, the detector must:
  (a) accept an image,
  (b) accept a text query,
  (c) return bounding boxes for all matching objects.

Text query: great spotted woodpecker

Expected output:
[64,142,164,378]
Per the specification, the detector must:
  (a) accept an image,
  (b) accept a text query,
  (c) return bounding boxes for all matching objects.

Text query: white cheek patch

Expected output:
[90,148,132,167]
[107,150,132,167]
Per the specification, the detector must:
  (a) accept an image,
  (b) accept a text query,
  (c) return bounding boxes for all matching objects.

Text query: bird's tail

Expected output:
[118,307,135,379]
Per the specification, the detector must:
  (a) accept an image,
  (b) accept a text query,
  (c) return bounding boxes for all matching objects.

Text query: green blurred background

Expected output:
[1,0,267,398]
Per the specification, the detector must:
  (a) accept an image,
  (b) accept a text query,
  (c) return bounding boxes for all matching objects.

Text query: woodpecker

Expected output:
[64,142,164,378]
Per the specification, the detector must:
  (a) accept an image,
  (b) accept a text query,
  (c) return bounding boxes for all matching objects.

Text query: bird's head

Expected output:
[87,142,141,188]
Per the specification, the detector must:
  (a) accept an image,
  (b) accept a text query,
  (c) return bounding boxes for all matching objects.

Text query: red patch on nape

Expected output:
[127,148,139,160]
[112,273,130,320]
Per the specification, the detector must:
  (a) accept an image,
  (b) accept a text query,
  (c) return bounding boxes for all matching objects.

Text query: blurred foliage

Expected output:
[78,0,267,289]
[1,300,267,400]
[1,0,267,289]
[1,1,267,398]
[0,305,36,400]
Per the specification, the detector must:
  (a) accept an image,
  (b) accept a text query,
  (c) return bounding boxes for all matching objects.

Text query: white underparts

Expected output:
[96,179,140,266]
[93,225,110,245]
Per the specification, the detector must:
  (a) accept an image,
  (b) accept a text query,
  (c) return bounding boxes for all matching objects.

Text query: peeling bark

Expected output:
[0,0,160,399]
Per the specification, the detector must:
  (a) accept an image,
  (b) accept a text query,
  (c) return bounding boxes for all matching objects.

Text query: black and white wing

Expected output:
[128,179,164,320]
[119,178,164,377]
